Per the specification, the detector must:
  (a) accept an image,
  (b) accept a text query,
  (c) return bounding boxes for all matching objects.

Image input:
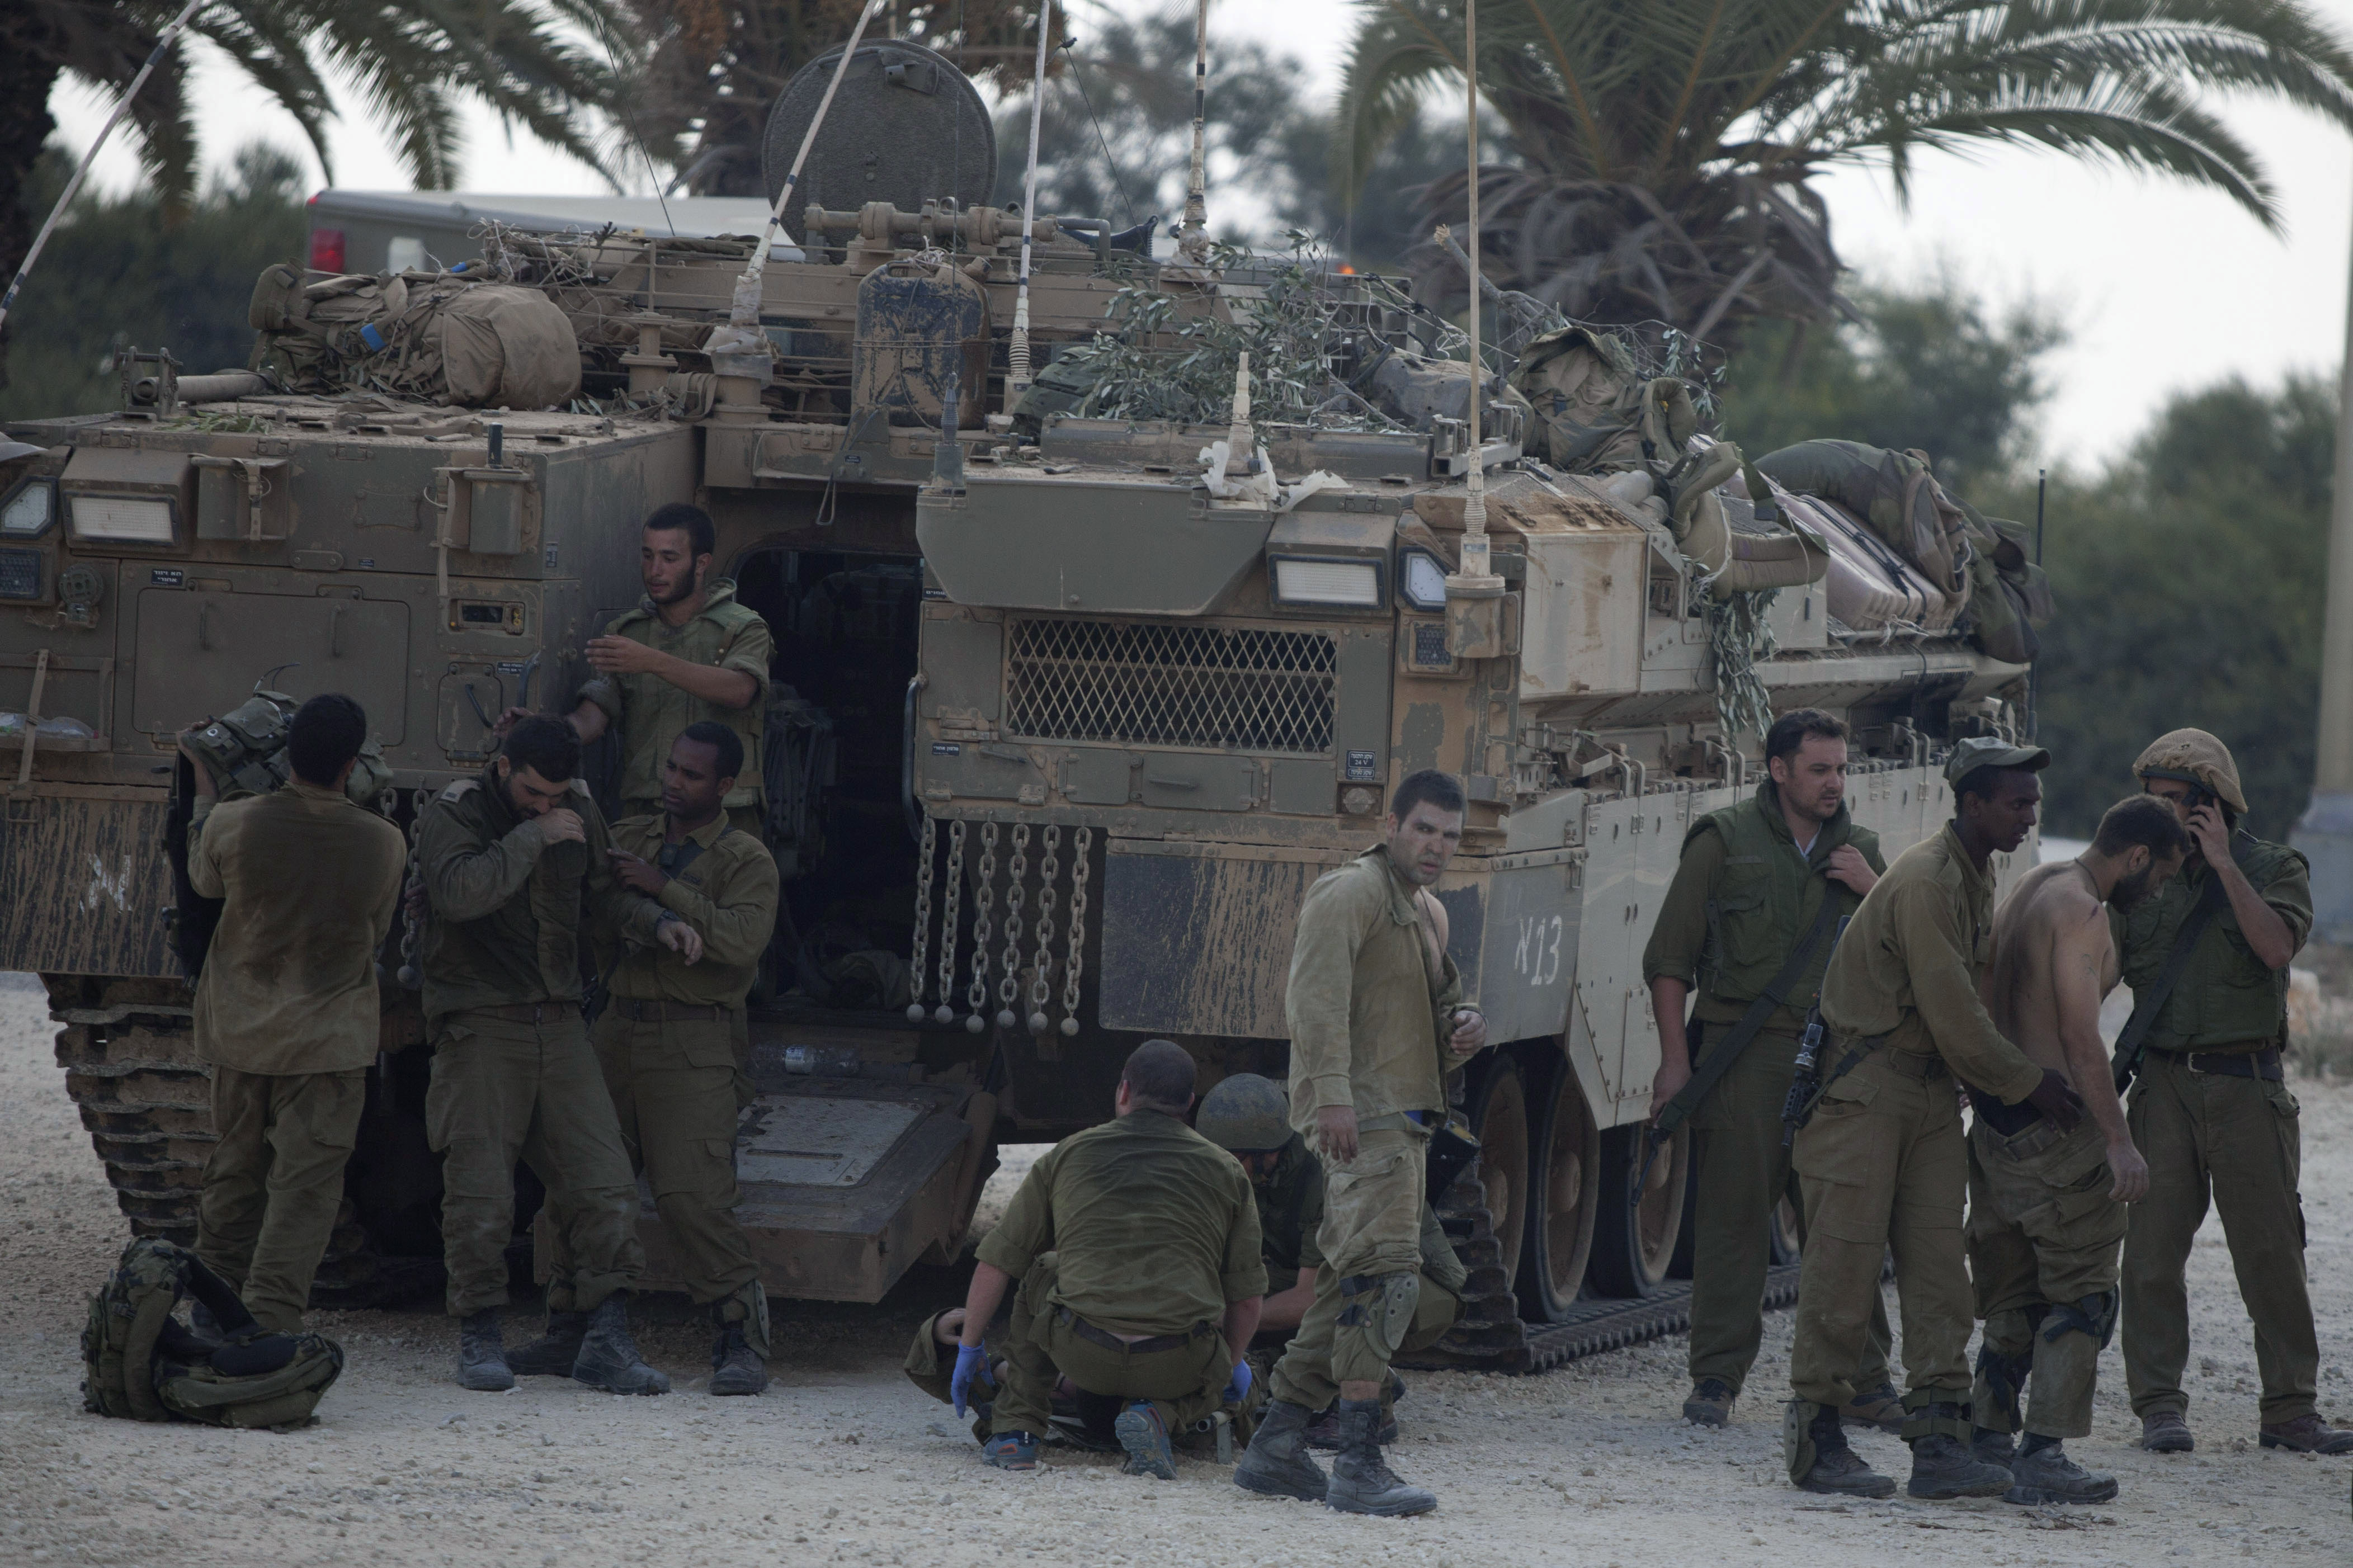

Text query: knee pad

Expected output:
[1336,1272,1421,1356]
[722,1279,772,1360]
[1784,1399,1827,1484]
[2040,1290,2118,1350]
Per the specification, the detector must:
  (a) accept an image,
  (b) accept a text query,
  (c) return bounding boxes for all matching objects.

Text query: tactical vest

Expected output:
[82,1238,345,1429]
[1253,1136,1323,1276]
[1694,787,1876,1011]
[2118,833,2304,1051]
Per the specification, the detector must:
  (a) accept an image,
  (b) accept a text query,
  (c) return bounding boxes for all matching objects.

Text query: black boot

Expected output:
[456,1309,513,1392]
[1971,1425,2017,1470]
[1324,1398,1435,1516]
[708,1306,767,1397]
[507,1310,591,1376]
[570,1293,670,1396]
[1233,1399,1326,1501]
[1789,1401,1894,1497]
[1907,1402,2012,1500]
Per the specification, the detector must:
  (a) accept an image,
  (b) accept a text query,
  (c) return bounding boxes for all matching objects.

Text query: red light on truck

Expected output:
[309,228,346,273]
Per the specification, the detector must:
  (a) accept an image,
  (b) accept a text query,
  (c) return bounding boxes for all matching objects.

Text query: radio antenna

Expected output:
[1008,0,1053,397]
[1176,0,1211,265]
[1445,0,1505,619]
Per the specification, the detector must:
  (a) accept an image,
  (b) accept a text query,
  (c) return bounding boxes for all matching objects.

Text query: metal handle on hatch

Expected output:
[197,601,216,651]
[1144,775,1199,790]
[900,673,923,843]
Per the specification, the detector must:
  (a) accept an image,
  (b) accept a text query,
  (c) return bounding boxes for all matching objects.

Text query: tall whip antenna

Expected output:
[1008,0,1053,397]
[1176,0,1210,263]
[1441,0,1507,649]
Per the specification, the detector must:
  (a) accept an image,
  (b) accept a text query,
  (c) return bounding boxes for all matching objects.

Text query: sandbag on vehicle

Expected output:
[1601,450,1829,599]
[1511,327,1647,471]
[249,262,582,409]
[1754,440,1972,596]
[1960,514,2054,664]
[1776,491,1959,633]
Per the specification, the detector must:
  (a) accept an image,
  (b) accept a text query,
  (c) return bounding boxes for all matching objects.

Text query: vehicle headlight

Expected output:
[1,477,54,538]
[1400,550,1448,611]
[1271,556,1383,608]
[68,494,176,544]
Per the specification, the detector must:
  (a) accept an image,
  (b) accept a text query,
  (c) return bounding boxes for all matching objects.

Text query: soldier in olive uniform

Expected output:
[2118,730,2353,1454]
[417,715,699,1394]
[947,1040,1266,1479]
[1234,768,1488,1518]
[1784,739,2086,1500]
[1643,709,1898,1431]
[184,695,405,1333]
[530,722,779,1396]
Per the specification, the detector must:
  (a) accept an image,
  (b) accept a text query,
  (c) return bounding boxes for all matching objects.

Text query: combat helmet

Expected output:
[2133,728,2246,815]
[1195,1073,1290,1154]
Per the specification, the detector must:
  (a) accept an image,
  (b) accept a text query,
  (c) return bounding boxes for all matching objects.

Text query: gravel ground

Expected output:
[4,974,2349,1568]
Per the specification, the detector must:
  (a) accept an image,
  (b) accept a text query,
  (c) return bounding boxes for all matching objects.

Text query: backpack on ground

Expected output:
[82,1238,345,1429]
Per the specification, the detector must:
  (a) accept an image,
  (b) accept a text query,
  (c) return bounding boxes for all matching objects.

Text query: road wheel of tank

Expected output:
[1466,1055,1531,1291]
[1767,1191,1804,1265]
[1587,1122,1691,1298]
[1517,1057,1600,1322]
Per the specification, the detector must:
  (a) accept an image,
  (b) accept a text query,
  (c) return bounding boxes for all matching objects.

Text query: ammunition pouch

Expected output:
[2041,1290,2118,1350]
[1897,1390,1973,1444]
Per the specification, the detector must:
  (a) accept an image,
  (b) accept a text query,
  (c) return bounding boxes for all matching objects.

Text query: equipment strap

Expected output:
[1655,871,1846,1136]
[2110,832,2258,1094]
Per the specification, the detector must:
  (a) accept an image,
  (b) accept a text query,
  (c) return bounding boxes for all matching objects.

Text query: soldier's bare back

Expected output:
[1982,859,2119,1086]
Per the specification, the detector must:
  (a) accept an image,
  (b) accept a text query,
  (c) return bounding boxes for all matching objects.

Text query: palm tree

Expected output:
[1338,0,2353,352]
[2,0,621,387]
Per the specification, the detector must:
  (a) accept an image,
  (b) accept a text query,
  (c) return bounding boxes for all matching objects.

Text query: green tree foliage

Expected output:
[2015,377,2331,841]
[0,143,305,422]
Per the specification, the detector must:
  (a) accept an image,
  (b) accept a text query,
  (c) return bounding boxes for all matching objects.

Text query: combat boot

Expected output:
[2139,1411,2193,1452]
[570,1293,670,1396]
[1840,1380,1906,1433]
[1787,1400,1894,1498]
[708,1305,767,1397]
[456,1308,514,1392]
[1684,1378,1735,1428]
[506,1310,590,1376]
[1970,1426,2017,1470]
[1906,1402,2012,1500]
[1234,1399,1327,1501]
[1324,1399,1435,1517]
[2259,1414,2353,1454]
[1305,1400,1397,1449]
[2003,1438,2118,1504]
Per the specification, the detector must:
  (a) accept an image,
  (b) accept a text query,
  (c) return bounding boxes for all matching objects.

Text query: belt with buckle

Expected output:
[1053,1308,1201,1356]
[2179,1047,2283,1082]
[612,998,734,1023]
[1883,1049,1949,1082]
[467,1000,578,1024]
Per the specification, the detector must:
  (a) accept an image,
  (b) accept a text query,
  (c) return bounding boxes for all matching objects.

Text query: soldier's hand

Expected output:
[586,635,665,676]
[490,705,532,740]
[1447,1008,1487,1058]
[1824,845,1879,898]
[2024,1068,2086,1133]
[2106,1136,2152,1203]
[656,918,705,965]
[1313,1104,1360,1164]
[2185,800,2231,863]
[607,847,668,895]
[934,1308,968,1347]
[1224,1357,1253,1404]
[534,808,586,846]
[950,1343,987,1417]
[1650,1054,1692,1120]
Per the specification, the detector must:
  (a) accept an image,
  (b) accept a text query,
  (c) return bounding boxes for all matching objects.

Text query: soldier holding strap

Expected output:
[1643,708,1899,1431]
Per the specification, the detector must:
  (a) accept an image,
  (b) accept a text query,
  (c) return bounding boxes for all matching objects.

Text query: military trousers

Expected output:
[991,1254,1233,1441]
[1267,1126,1430,1404]
[424,1007,643,1317]
[1788,1047,1973,1410]
[1685,1026,1892,1396]
[1965,1117,2129,1439]
[2121,1051,2317,1425]
[195,1064,367,1333]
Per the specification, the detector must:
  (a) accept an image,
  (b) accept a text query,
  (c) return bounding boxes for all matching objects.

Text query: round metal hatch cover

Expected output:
[761,41,997,223]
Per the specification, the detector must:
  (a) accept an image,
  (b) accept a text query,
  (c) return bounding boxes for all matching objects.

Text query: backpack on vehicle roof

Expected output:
[82,1238,345,1429]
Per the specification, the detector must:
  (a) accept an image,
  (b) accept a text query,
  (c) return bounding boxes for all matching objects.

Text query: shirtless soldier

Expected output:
[1966,796,2187,1504]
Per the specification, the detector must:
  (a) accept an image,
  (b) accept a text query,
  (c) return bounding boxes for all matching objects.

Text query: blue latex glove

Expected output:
[1224,1357,1252,1404]
[951,1343,987,1416]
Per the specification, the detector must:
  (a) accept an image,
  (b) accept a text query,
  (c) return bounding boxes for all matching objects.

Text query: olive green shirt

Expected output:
[1286,845,1465,1122]
[2114,832,2310,1052]
[1818,822,2043,1104]
[975,1108,1266,1336]
[576,579,772,814]
[1253,1133,1327,1277]
[187,781,406,1075]
[415,767,669,1029]
[1642,783,1884,1033]
[600,812,779,1009]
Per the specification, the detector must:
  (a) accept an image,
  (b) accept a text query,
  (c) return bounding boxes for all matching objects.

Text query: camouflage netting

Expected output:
[246,262,582,409]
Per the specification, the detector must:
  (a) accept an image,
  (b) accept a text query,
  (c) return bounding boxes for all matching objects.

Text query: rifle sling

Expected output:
[2108,832,2258,1089]
[1656,873,1846,1136]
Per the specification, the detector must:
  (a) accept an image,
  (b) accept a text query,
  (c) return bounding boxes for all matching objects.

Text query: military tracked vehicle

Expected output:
[3,37,2040,1363]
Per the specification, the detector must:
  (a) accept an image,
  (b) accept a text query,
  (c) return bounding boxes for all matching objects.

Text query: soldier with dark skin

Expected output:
[1643,709,1899,1432]
[2117,729,2353,1455]
[950,1040,1266,1480]
[416,714,699,1395]
[1234,768,1488,1517]
[1784,738,2088,1501]
[181,695,405,1334]
[1966,794,2186,1504]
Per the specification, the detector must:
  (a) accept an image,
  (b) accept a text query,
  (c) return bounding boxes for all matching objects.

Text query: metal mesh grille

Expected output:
[1005,618,1337,754]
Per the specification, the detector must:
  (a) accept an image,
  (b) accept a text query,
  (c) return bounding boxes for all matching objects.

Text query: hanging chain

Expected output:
[997,824,1030,1028]
[966,821,999,1029]
[906,814,937,1021]
[1028,825,1060,1033]
[1060,826,1091,1036]
[395,786,432,989]
[933,821,966,1024]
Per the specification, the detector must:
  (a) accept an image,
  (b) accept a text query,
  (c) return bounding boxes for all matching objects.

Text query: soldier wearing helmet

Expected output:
[2115,729,2351,1455]
[1195,1074,1324,1343]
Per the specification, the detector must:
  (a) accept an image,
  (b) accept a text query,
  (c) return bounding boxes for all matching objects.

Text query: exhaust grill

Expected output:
[1004,618,1337,754]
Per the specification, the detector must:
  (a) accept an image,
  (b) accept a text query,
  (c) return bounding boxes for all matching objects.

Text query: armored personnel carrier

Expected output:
[2,37,2040,1362]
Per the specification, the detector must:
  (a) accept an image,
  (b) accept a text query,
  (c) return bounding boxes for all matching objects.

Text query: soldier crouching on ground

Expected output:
[1784,738,2086,1501]
[416,714,701,1395]
[182,694,405,1334]
[545,721,780,1396]
[1967,795,2187,1504]
[947,1040,1265,1477]
[1234,768,1487,1517]
[1642,708,1899,1432]
[2117,729,2353,1454]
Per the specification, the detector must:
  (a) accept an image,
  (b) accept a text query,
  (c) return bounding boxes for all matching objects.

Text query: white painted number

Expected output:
[1515,913,1563,987]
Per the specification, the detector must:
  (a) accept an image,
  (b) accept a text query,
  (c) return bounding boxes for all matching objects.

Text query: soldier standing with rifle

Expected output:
[2115,730,2353,1454]
[1782,738,2087,1500]
[1643,709,1898,1431]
